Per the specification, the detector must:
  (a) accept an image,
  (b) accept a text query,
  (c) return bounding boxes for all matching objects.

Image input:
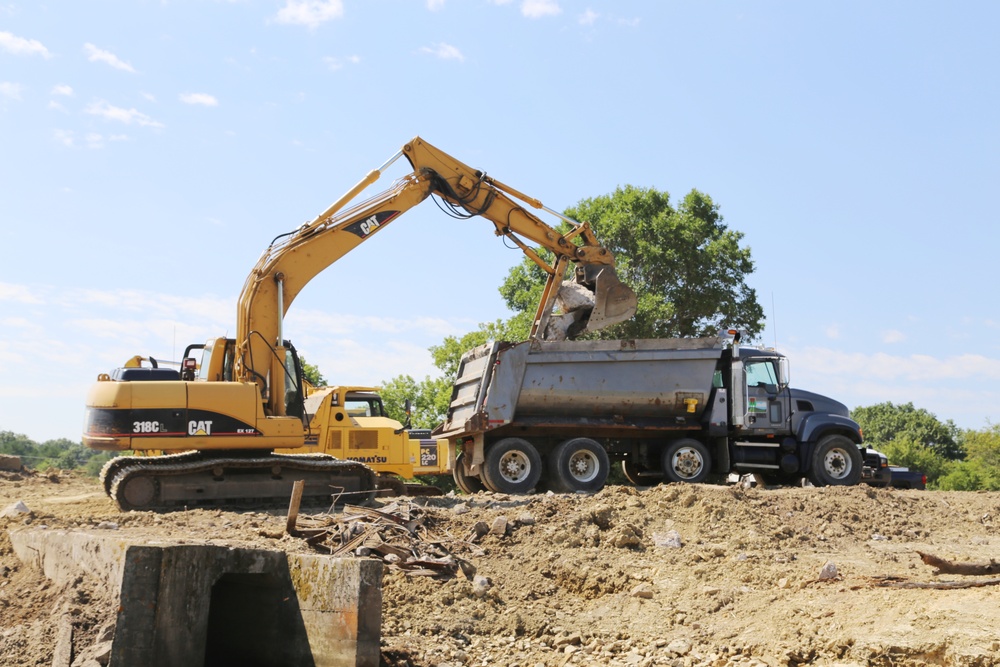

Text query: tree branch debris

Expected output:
[285,482,478,581]
[872,551,1000,589]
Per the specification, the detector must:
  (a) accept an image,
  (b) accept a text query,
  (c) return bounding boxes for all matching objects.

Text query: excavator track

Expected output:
[99,451,203,497]
[106,453,377,512]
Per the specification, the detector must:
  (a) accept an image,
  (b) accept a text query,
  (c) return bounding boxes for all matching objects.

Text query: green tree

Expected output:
[876,437,951,484]
[299,356,325,386]
[499,186,765,341]
[851,402,963,460]
[1,431,111,475]
[938,424,1000,491]
[379,374,453,429]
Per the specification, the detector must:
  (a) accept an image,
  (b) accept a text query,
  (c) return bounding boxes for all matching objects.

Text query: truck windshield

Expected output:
[745,359,780,389]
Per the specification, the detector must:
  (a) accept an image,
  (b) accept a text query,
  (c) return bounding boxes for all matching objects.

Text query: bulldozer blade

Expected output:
[581,266,637,332]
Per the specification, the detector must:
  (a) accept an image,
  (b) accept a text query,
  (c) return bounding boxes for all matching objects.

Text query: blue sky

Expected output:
[2,1,998,442]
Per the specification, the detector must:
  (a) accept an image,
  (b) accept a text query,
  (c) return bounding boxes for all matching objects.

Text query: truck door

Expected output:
[742,358,790,434]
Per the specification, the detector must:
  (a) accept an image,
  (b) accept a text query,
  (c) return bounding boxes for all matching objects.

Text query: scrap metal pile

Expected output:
[285,493,480,581]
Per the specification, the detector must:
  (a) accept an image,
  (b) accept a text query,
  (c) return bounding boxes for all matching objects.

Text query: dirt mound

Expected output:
[3,470,1000,666]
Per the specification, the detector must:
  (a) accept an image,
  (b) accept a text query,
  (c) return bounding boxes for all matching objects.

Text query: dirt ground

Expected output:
[2,469,1000,667]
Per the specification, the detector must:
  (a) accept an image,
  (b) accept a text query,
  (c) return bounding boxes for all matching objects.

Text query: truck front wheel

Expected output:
[808,435,863,486]
[547,438,610,493]
[482,438,542,494]
[662,438,712,484]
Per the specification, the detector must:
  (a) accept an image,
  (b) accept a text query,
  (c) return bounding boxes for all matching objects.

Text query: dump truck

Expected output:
[437,330,867,494]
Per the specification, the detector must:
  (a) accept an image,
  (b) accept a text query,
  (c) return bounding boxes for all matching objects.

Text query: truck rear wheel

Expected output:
[662,438,711,484]
[808,435,863,486]
[482,438,542,494]
[453,451,486,495]
[547,438,609,493]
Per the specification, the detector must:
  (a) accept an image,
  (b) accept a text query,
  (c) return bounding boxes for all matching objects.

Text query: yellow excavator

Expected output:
[83,136,637,511]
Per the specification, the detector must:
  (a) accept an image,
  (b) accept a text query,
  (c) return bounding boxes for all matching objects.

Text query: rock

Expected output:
[0,454,21,471]
[554,632,582,647]
[818,561,839,580]
[453,502,470,515]
[653,529,683,548]
[666,638,692,656]
[95,521,119,530]
[590,504,614,529]
[630,583,654,599]
[1,500,31,518]
[516,512,536,526]
[469,521,490,541]
[489,516,509,536]
[71,639,113,667]
[471,575,492,598]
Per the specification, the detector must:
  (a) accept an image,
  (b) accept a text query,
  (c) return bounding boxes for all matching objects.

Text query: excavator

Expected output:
[83,136,637,511]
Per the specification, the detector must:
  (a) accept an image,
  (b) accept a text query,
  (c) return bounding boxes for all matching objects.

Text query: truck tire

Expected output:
[547,438,610,493]
[481,438,542,494]
[453,451,486,495]
[808,435,863,486]
[621,460,664,486]
[661,438,712,484]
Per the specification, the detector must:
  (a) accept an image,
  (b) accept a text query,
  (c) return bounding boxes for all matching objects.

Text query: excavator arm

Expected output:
[236,137,637,417]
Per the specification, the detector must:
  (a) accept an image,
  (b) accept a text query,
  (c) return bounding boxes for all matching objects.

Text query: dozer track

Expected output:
[104,452,377,512]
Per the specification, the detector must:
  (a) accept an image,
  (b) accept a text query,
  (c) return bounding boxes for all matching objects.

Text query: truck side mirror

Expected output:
[764,383,778,397]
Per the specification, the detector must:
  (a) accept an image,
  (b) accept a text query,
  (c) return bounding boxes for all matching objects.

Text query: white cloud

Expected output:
[51,84,73,97]
[48,100,68,112]
[0,282,45,304]
[140,91,157,103]
[286,307,458,339]
[85,99,164,129]
[275,0,344,29]
[427,0,445,9]
[522,0,561,18]
[579,9,598,25]
[420,42,464,62]
[0,81,22,100]
[179,92,219,106]
[881,329,906,344]
[84,43,136,73]
[0,31,51,58]
[52,129,75,147]
[824,324,840,339]
[324,55,361,70]
[796,346,1000,384]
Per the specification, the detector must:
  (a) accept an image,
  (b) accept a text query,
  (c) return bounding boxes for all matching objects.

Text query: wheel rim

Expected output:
[567,450,599,483]
[498,450,531,484]
[670,447,705,480]
[823,447,853,480]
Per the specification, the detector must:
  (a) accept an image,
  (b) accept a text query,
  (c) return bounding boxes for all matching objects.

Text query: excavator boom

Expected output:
[236,137,637,416]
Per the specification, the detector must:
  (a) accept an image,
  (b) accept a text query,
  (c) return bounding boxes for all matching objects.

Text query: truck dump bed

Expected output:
[439,337,725,439]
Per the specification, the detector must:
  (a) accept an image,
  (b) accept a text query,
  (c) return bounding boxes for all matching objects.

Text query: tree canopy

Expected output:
[500,186,765,341]
[851,401,963,460]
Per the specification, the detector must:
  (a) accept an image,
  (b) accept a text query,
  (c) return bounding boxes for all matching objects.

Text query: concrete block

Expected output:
[8,529,382,667]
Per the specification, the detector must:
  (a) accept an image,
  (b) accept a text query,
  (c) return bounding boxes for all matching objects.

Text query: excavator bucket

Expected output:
[578,265,638,333]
